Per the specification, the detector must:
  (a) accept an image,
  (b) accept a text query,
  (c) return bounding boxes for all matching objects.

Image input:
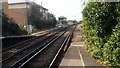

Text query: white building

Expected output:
[58,16,67,24]
[67,20,77,25]
[57,16,67,27]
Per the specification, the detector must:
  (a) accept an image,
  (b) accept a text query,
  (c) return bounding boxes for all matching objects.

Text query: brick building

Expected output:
[8,1,49,27]
[2,0,9,15]
[8,2,30,27]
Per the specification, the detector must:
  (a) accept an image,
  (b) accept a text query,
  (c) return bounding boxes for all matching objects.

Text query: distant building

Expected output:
[79,20,82,24]
[58,16,67,25]
[67,20,77,25]
[67,20,75,25]
[39,5,48,20]
[2,0,9,15]
[67,20,74,25]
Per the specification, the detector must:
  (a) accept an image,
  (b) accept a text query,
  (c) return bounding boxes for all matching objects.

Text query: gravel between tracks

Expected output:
[23,31,70,67]
[2,30,62,68]
[2,31,51,60]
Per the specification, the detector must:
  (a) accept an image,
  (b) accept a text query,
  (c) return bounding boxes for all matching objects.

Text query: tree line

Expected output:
[29,2,57,30]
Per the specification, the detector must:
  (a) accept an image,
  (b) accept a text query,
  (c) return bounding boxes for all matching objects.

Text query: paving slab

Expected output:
[78,45,106,68]
[59,24,106,68]
[59,45,84,68]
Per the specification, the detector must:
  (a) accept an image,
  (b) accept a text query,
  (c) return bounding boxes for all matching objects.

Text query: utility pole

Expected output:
[41,2,42,6]
[40,2,44,20]
[26,0,32,33]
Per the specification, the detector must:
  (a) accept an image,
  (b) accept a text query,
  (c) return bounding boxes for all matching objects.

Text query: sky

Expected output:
[8,0,85,21]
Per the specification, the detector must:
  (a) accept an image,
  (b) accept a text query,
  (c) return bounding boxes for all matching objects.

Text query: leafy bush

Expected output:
[104,23,120,66]
[2,13,28,36]
[103,3,120,66]
[82,2,120,66]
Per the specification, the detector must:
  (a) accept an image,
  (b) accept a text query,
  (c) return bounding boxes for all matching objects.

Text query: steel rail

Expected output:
[2,31,50,51]
[2,28,67,68]
[2,31,57,62]
[10,29,68,68]
[48,25,76,68]
[2,27,65,62]
[2,27,62,51]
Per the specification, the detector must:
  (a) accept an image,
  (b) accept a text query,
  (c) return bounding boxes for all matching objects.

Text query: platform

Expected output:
[59,24,105,68]
[59,45,84,67]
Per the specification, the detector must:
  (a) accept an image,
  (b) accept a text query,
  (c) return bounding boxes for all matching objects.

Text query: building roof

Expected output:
[8,1,48,11]
[58,16,66,19]
[8,2,29,5]
[8,0,28,3]
[40,5,48,11]
[3,0,8,2]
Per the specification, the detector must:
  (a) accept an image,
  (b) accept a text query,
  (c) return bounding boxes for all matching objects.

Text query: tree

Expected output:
[29,2,57,30]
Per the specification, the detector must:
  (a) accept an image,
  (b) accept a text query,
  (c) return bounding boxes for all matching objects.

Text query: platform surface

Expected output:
[59,45,84,67]
[59,24,105,68]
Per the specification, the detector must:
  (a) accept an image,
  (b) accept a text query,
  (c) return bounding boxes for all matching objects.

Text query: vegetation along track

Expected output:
[21,25,76,68]
[2,27,67,68]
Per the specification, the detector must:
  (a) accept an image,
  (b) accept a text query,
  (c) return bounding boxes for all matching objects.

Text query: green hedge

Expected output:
[82,2,120,67]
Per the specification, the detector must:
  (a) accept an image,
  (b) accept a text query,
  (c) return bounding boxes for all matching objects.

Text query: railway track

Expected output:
[2,27,62,51]
[2,27,65,61]
[2,29,50,51]
[2,25,76,68]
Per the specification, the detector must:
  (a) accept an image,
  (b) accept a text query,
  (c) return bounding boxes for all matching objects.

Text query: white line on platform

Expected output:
[77,46,85,68]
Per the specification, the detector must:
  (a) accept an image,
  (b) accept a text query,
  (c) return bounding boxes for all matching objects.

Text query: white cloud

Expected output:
[9,0,83,21]
[36,0,83,21]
